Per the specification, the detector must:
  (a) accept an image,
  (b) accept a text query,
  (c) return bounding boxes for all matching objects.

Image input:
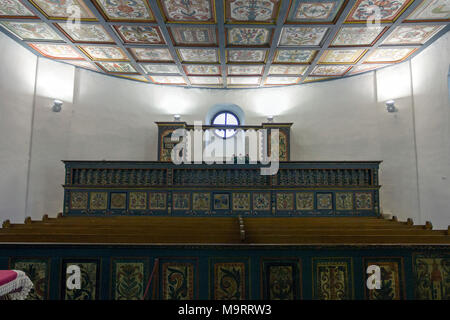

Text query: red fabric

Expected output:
[0,270,18,286]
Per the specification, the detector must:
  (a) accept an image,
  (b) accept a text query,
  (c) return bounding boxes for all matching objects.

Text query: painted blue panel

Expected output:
[0,244,447,300]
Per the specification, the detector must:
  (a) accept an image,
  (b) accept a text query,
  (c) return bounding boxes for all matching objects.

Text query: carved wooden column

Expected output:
[156,122,187,162]
[262,123,293,161]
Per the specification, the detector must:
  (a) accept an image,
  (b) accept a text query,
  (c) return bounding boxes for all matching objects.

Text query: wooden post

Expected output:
[238,215,245,242]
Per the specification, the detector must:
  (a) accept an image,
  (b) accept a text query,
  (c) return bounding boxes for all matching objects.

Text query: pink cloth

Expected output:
[0,270,18,286]
[0,270,33,299]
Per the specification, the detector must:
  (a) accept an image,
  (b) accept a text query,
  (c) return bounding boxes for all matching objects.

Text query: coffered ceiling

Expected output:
[0,0,449,88]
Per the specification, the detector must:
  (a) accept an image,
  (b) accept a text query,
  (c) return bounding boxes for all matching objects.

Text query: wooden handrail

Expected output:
[0,216,448,245]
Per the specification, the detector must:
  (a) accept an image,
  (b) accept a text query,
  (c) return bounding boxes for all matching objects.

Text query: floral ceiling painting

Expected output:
[0,0,447,88]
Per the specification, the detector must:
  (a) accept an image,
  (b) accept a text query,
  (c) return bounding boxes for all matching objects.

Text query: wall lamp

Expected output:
[173,114,181,121]
[52,100,63,113]
[267,115,274,123]
[385,100,397,113]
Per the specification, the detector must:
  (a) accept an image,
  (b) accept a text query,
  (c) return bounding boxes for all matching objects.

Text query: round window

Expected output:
[211,111,240,138]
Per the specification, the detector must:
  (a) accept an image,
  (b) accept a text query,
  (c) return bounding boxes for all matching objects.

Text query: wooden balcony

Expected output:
[62,161,382,217]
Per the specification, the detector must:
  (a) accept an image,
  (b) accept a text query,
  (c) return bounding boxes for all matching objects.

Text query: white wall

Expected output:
[0,31,449,228]
[0,32,36,224]
[410,33,450,230]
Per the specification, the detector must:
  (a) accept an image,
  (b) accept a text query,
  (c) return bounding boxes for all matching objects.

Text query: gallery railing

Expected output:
[63,161,381,217]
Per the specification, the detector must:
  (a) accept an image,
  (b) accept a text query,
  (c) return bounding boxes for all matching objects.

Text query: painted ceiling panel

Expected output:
[225,0,281,24]
[29,43,84,59]
[331,26,386,46]
[170,25,217,46]
[130,47,173,62]
[405,0,450,21]
[304,76,334,82]
[268,64,307,75]
[113,25,165,45]
[178,48,219,63]
[265,76,300,84]
[189,76,223,85]
[56,23,114,43]
[286,0,345,23]
[228,64,264,75]
[96,61,138,74]
[159,0,215,23]
[93,0,154,22]
[274,49,317,63]
[311,64,350,76]
[382,25,445,44]
[150,75,187,84]
[184,64,221,75]
[227,76,261,85]
[318,49,367,64]
[349,63,387,74]
[1,21,62,40]
[80,45,129,61]
[345,0,414,23]
[227,27,272,46]
[227,48,267,62]
[30,0,97,20]
[0,0,36,17]
[0,0,448,88]
[365,47,417,63]
[279,26,328,46]
[142,64,180,74]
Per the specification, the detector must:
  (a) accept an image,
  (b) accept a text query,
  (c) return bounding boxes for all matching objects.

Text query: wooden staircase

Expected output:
[1,214,449,245]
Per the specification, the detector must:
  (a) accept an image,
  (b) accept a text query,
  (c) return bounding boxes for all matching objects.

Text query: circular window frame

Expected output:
[211,110,240,139]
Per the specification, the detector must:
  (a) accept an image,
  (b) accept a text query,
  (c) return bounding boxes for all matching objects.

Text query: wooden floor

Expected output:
[0,214,449,245]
